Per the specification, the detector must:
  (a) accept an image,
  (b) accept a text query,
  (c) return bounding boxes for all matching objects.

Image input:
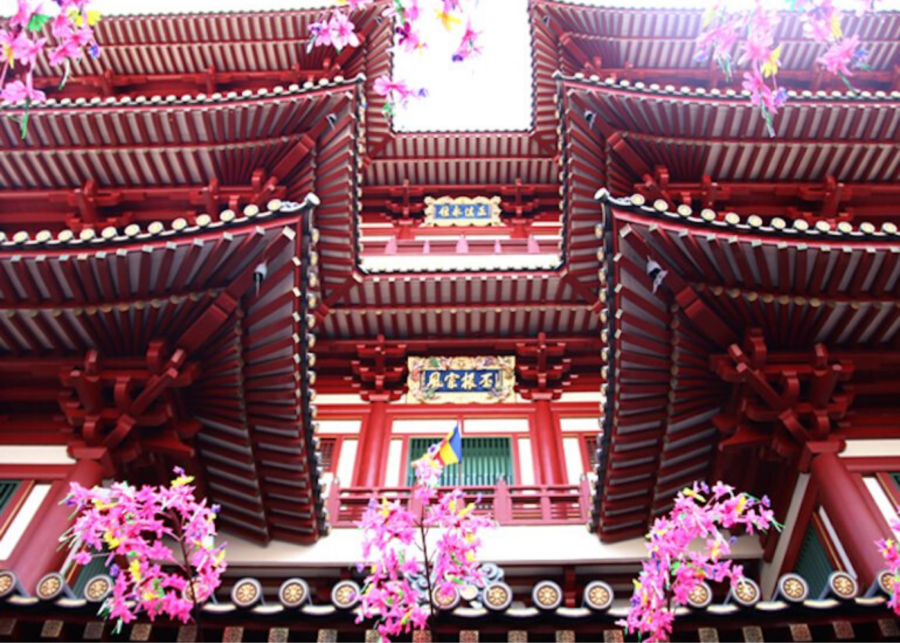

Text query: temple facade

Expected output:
[1,1,900,641]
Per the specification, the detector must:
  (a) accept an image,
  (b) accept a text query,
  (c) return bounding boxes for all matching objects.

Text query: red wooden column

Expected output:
[810,450,890,587]
[530,393,567,486]
[12,457,104,594]
[352,394,391,488]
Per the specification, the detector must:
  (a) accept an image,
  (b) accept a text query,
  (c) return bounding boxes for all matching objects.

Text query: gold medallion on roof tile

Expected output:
[85,575,111,602]
[780,575,807,602]
[686,582,711,608]
[830,572,857,598]
[0,571,15,598]
[484,583,511,610]
[332,580,360,608]
[587,584,611,609]
[232,579,259,606]
[733,578,759,606]
[280,579,307,608]
[535,583,561,609]
[432,585,459,610]
[37,573,63,600]
[879,571,896,594]
[182,579,208,604]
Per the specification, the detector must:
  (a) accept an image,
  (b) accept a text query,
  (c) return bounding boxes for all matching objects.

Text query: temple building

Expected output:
[1,0,900,641]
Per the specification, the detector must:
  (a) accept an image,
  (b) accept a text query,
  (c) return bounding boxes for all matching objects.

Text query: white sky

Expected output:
[2,0,898,131]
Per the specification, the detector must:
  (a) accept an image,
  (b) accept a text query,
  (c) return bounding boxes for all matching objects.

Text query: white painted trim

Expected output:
[361,253,561,272]
[557,392,603,403]
[335,439,358,488]
[0,484,52,560]
[761,473,809,599]
[0,446,73,465]
[317,420,362,435]
[314,394,366,405]
[563,437,584,484]
[560,417,600,432]
[863,476,900,539]
[818,507,856,577]
[842,440,900,458]
[222,526,764,566]
[385,439,404,487]
[518,437,535,485]
[463,418,529,434]
[391,419,457,435]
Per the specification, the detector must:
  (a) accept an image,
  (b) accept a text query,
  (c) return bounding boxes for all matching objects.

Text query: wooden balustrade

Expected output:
[325,478,593,527]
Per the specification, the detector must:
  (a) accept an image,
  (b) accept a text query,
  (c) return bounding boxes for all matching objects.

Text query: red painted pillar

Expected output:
[12,458,104,595]
[531,393,567,486]
[352,394,391,488]
[810,451,889,587]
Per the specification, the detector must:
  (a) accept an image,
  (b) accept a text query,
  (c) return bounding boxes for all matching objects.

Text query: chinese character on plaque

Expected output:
[423,196,502,228]
[407,356,516,404]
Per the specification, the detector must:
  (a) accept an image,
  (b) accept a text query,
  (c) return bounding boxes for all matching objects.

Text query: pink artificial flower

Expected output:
[48,40,80,66]
[817,35,862,76]
[395,20,424,53]
[9,0,43,30]
[8,33,45,68]
[452,20,480,62]
[1,78,46,103]
[73,550,93,565]
[308,19,333,48]
[328,10,359,50]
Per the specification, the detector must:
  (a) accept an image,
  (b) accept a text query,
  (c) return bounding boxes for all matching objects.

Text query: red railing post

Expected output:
[578,477,592,523]
[493,479,512,524]
[540,485,552,522]
[326,479,342,526]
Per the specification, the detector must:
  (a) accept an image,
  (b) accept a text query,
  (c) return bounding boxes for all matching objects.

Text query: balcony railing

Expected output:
[325,478,593,528]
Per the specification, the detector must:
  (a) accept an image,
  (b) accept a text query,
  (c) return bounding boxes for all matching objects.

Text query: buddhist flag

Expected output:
[434,425,463,466]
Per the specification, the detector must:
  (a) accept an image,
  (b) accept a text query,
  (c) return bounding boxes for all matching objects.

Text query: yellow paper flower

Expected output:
[172,474,195,487]
[830,15,843,39]
[437,9,461,31]
[761,45,781,78]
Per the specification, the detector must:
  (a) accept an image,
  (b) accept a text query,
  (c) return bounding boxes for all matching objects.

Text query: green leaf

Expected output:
[27,13,52,32]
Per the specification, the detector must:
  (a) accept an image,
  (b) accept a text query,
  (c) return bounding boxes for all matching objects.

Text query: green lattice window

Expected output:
[0,482,19,514]
[795,523,834,595]
[406,437,514,487]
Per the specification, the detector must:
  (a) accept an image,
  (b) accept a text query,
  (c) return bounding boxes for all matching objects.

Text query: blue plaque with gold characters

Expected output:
[423,196,502,228]
[407,356,515,404]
